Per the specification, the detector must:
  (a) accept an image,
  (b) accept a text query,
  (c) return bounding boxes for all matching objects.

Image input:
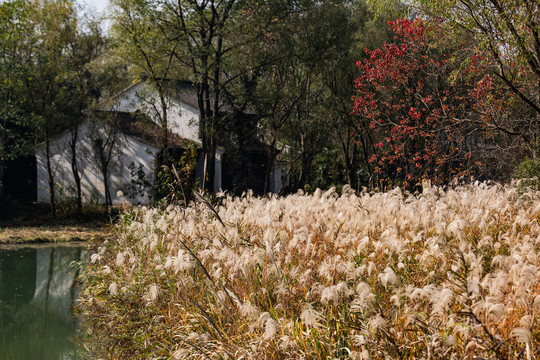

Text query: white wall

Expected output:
[194,149,224,192]
[107,82,240,193]
[36,121,157,205]
[168,98,200,143]
[119,83,229,192]
[214,148,223,192]
[105,82,201,143]
[270,163,289,194]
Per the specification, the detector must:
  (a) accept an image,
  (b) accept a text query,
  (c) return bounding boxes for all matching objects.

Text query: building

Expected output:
[36,81,287,205]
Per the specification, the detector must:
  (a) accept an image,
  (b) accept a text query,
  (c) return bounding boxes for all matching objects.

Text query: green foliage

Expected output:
[235,0,385,192]
[54,183,104,216]
[0,104,35,162]
[0,1,36,163]
[156,144,199,205]
[513,157,540,191]
[0,0,108,213]
[514,157,540,179]
[128,162,153,200]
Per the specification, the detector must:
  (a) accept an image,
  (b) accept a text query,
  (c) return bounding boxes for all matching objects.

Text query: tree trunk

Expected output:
[92,132,115,213]
[69,124,82,214]
[103,167,111,210]
[0,157,4,201]
[99,148,111,212]
[45,127,56,218]
[205,137,217,192]
[264,140,278,194]
[297,152,314,191]
[159,91,169,158]
[198,75,218,192]
[338,131,354,186]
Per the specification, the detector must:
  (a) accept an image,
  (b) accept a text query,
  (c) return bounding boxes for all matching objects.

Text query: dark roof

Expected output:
[116,80,246,114]
[171,81,241,113]
[173,82,200,110]
[92,111,199,149]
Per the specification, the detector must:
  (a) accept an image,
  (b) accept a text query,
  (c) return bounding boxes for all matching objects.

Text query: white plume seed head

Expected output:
[368,315,388,332]
[172,349,189,359]
[264,317,278,340]
[378,266,398,288]
[300,304,321,327]
[108,282,118,296]
[145,283,159,303]
[90,253,102,264]
[93,183,540,358]
[533,295,540,311]
[488,303,506,322]
[512,327,532,344]
[116,252,125,266]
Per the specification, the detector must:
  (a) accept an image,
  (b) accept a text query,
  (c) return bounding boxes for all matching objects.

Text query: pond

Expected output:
[0,244,86,359]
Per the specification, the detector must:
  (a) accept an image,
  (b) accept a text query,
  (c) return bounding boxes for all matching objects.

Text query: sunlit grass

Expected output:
[81,183,540,359]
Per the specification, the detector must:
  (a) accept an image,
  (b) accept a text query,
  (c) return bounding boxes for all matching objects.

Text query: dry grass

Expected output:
[0,203,117,244]
[0,225,108,244]
[80,183,540,359]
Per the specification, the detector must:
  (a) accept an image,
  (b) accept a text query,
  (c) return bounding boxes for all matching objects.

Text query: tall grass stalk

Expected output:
[80,183,540,359]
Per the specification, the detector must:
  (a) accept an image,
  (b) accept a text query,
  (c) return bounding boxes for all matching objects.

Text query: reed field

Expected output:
[80,183,540,359]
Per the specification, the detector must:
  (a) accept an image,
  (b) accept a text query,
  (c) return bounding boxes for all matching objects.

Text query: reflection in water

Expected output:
[0,245,84,360]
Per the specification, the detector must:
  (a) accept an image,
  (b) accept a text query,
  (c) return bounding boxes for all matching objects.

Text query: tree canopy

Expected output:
[2,0,538,208]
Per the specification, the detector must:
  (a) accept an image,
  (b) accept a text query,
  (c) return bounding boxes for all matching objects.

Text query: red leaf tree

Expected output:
[353,19,481,189]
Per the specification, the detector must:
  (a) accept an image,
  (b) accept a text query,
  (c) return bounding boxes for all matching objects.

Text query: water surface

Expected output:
[0,244,85,360]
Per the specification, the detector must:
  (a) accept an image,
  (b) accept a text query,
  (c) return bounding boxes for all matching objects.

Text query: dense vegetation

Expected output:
[1,0,539,213]
[8,1,531,357]
[81,183,540,359]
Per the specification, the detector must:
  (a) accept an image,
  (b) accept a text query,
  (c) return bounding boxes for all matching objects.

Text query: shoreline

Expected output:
[0,225,109,245]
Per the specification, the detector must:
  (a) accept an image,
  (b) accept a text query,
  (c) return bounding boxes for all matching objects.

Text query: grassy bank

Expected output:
[0,224,108,244]
[81,184,540,359]
[0,203,112,244]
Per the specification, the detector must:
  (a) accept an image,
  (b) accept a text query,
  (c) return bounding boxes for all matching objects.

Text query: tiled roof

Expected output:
[172,81,238,113]
[107,80,238,113]
[93,111,199,149]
